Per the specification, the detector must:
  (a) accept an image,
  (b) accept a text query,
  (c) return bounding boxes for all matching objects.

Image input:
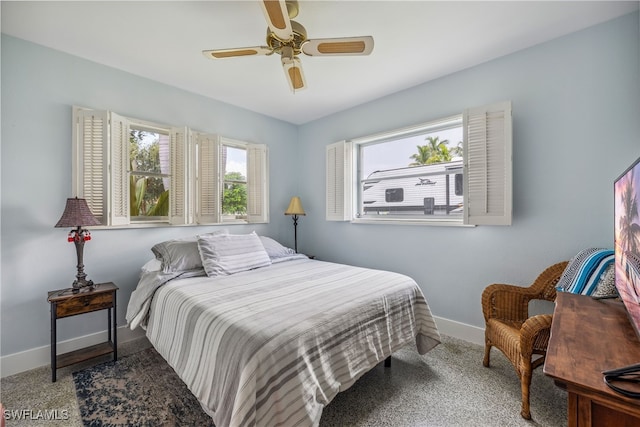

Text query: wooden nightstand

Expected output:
[48,282,118,382]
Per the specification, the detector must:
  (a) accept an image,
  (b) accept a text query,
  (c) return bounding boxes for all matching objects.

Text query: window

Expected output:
[72,107,269,227]
[222,145,248,220]
[219,142,252,221]
[326,101,512,225]
[129,125,170,222]
[357,115,463,220]
[385,188,404,203]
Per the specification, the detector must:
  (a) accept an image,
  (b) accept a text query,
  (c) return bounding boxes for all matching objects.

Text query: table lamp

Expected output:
[55,197,100,292]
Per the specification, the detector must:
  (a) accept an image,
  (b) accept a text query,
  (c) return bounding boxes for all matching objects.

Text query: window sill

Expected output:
[350,218,475,227]
[88,221,250,230]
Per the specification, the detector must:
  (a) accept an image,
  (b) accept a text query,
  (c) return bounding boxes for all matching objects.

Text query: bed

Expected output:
[126,232,440,427]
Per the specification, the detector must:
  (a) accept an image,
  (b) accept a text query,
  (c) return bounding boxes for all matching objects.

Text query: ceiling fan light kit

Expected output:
[202,0,374,92]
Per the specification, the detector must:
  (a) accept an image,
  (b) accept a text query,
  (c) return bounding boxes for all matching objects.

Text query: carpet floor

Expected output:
[1,335,567,426]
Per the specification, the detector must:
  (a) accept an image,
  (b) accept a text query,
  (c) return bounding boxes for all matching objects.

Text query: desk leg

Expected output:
[108,308,112,342]
[113,291,117,361]
[50,303,56,382]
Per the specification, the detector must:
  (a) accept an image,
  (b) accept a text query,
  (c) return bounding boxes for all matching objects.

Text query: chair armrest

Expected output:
[482,283,536,323]
[519,314,553,359]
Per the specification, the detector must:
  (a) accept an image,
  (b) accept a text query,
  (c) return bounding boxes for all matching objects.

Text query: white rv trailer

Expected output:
[361,160,463,216]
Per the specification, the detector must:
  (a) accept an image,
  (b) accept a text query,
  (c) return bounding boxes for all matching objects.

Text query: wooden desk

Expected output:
[544,292,640,426]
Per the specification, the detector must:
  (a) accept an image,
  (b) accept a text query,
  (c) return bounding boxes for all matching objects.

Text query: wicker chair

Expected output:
[481,261,568,420]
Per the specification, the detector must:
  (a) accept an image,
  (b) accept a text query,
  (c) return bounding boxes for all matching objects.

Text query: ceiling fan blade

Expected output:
[259,0,294,42]
[202,46,272,59]
[282,55,306,92]
[302,36,374,56]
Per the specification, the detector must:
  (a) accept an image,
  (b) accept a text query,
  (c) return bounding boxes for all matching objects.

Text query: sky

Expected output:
[226,146,247,177]
[361,127,463,177]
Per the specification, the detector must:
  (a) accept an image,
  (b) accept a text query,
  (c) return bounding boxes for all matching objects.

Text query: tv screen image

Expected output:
[614,155,640,337]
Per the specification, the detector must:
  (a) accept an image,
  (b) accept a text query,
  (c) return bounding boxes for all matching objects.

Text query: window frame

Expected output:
[326,101,512,226]
[72,106,269,228]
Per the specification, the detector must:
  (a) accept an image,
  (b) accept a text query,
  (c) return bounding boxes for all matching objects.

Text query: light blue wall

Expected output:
[297,12,640,327]
[1,35,299,356]
[2,11,639,359]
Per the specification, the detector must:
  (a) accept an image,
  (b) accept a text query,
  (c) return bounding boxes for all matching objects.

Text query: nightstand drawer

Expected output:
[55,292,114,318]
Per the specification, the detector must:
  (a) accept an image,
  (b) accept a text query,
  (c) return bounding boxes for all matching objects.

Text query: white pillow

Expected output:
[197,232,271,276]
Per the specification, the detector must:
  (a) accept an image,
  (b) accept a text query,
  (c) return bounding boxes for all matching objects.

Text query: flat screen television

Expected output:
[614,155,640,338]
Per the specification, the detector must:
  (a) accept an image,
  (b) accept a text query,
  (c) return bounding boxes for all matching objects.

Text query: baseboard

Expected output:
[433,315,485,346]
[0,326,146,378]
[1,316,484,377]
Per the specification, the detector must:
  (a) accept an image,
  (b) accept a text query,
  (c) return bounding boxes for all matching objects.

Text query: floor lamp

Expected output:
[284,196,305,253]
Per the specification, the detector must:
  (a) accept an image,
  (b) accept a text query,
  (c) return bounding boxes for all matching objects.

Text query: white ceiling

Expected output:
[2,1,638,125]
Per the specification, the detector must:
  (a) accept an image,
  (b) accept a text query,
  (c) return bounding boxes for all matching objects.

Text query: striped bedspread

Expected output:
[142,258,440,427]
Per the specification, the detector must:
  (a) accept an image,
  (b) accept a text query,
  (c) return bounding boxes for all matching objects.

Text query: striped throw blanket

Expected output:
[556,248,614,295]
[136,258,440,427]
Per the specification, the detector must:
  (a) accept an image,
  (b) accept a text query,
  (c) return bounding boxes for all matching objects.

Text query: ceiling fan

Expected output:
[202,0,374,92]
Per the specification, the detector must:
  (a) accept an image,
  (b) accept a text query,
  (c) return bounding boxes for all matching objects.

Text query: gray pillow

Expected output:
[152,230,226,273]
[197,232,271,276]
[141,258,162,273]
[259,236,296,259]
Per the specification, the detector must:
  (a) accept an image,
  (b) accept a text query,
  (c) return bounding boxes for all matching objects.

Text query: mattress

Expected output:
[128,258,440,427]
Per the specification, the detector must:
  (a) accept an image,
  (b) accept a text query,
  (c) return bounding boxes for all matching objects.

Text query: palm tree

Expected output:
[619,169,640,257]
[409,136,451,166]
[452,140,463,158]
[409,145,431,166]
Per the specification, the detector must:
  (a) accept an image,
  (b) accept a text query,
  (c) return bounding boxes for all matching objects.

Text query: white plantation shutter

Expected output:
[158,134,170,191]
[72,108,109,225]
[463,101,512,225]
[109,113,130,226]
[247,143,269,223]
[72,107,271,228]
[326,140,352,221]
[170,127,189,225]
[195,132,221,224]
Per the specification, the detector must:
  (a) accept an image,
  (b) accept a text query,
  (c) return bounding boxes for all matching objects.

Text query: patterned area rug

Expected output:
[73,347,214,426]
[70,336,567,427]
